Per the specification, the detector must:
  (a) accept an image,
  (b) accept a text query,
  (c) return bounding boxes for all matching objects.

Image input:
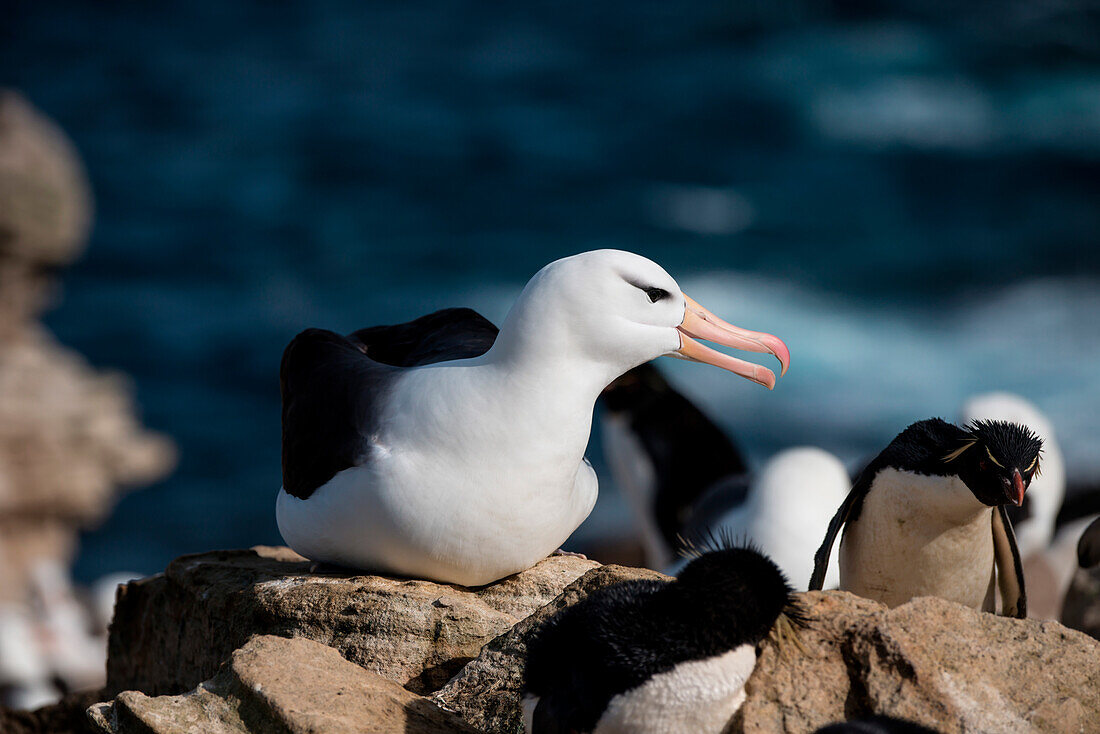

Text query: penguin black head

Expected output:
[943,419,1043,508]
[676,538,803,650]
[522,542,803,734]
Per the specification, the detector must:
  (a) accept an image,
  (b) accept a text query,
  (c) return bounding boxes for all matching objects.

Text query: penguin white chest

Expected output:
[840,468,995,611]
[592,644,756,734]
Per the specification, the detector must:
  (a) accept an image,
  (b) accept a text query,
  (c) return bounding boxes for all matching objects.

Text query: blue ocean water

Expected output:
[2,1,1099,580]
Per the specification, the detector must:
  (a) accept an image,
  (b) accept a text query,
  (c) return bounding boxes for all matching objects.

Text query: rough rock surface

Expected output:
[432,563,668,732]
[0,90,176,604]
[99,548,1100,734]
[735,591,1100,734]
[89,635,478,734]
[106,546,599,697]
[434,584,1100,734]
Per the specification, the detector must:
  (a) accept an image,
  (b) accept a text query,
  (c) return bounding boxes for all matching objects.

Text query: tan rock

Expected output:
[0,326,176,602]
[0,91,174,707]
[737,591,1100,734]
[106,546,599,698]
[432,563,668,733]
[0,91,175,614]
[0,90,91,269]
[89,634,478,734]
[0,90,92,337]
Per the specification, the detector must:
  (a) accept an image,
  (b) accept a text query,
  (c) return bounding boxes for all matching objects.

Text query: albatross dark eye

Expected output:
[626,279,671,303]
[645,287,669,303]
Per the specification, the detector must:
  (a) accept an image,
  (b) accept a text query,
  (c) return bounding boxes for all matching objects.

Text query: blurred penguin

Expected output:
[600,364,849,587]
[0,605,57,710]
[1061,515,1100,638]
[680,447,850,589]
[600,363,748,569]
[1078,516,1100,569]
[29,560,107,694]
[960,392,1064,557]
[521,544,803,734]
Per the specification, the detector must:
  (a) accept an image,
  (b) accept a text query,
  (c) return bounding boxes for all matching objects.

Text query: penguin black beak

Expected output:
[1004,469,1026,507]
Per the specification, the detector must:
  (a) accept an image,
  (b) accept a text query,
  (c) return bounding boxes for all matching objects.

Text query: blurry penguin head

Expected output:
[943,420,1043,508]
[676,539,804,652]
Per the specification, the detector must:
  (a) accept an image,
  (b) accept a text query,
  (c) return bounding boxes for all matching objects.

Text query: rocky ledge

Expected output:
[92,546,1100,734]
[105,546,600,697]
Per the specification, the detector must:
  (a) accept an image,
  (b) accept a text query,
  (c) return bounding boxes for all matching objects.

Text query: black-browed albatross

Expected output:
[276,250,789,586]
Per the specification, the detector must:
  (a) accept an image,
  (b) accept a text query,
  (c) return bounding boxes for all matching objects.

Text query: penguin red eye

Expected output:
[979,460,987,471]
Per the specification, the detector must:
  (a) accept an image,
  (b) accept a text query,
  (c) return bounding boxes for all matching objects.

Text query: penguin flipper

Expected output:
[992,505,1027,618]
[809,482,863,591]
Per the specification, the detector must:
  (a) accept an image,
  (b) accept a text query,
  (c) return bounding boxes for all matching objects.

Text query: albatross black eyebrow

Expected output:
[626,279,671,303]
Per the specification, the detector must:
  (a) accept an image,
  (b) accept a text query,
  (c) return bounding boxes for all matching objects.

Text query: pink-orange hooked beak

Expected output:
[672,293,790,390]
[1010,469,1026,507]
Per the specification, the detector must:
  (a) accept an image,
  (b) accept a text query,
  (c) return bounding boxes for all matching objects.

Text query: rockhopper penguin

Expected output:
[521,544,803,734]
[809,418,1040,618]
[960,392,1065,558]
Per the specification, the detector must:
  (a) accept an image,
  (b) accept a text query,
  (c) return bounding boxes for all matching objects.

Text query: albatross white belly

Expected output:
[276,362,600,587]
[276,462,597,586]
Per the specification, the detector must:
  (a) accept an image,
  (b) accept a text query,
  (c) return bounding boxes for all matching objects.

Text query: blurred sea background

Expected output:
[3,0,1100,583]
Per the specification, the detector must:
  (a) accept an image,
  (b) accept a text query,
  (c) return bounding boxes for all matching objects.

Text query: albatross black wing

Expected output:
[992,505,1027,618]
[350,307,498,366]
[280,308,499,499]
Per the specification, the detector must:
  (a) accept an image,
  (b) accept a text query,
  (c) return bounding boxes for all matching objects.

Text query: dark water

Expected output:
[2,1,1099,581]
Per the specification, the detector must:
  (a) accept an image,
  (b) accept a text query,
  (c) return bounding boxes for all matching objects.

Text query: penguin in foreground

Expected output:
[600,364,849,587]
[814,715,941,733]
[521,544,803,734]
[810,418,1041,617]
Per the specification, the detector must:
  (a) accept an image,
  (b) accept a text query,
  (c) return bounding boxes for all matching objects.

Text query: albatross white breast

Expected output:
[276,249,789,586]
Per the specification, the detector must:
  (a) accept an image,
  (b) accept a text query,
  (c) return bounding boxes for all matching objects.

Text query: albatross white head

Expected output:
[493,250,790,389]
